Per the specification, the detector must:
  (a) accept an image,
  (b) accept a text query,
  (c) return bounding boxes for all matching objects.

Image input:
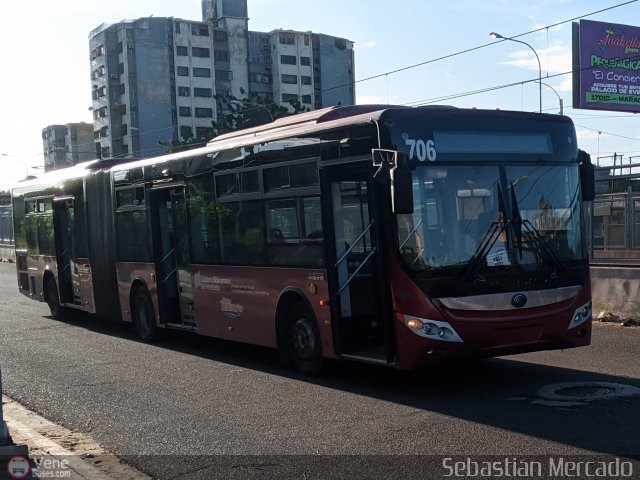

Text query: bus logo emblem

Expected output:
[512,294,528,308]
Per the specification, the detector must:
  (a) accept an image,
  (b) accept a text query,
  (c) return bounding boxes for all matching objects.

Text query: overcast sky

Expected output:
[0,0,638,188]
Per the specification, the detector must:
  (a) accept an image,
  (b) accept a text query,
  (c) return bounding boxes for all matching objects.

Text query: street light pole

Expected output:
[540,81,563,115]
[490,32,542,113]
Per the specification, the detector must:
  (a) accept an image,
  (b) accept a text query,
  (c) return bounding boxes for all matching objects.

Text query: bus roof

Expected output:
[17,105,575,184]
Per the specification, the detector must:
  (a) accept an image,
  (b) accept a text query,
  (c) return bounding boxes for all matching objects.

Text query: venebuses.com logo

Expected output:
[6,456,30,479]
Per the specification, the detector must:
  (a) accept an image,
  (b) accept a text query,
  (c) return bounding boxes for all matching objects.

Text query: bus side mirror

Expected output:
[579,150,595,201]
[391,166,413,214]
[372,148,414,214]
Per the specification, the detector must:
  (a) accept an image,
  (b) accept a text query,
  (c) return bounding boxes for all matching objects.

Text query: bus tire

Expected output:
[132,287,156,342]
[288,302,324,376]
[44,276,67,320]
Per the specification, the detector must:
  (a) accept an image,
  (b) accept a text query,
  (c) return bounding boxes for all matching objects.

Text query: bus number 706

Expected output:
[403,135,437,162]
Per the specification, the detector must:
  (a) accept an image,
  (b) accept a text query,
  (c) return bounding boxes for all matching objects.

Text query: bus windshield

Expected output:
[397,163,585,275]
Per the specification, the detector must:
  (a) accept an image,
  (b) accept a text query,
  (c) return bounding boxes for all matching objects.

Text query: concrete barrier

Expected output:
[591,265,640,320]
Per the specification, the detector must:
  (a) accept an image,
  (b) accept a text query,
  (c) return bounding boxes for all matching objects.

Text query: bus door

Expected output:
[149,185,195,328]
[52,197,77,305]
[321,166,395,365]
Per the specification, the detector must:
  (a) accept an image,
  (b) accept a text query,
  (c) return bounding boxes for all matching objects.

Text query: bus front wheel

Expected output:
[288,302,324,376]
[132,287,156,342]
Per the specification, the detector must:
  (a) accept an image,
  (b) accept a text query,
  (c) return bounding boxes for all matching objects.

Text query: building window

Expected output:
[193,67,211,78]
[195,107,213,118]
[192,47,210,58]
[304,35,310,46]
[282,93,298,103]
[193,87,213,97]
[281,74,297,84]
[174,22,181,33]
[214,50,230,61]
[179,107,191,116]
[118,63,125,74]
[178,86,190,97]
[280,55,297,65]
[177,66,189,76]
[192,24,209,36]
[215,71,233,81]
[300,56,311,66]
[250,72,272,83]
[196,127,214,138]
[213,30,228,42]
[301,94,312,104]
[180,126,193,139]
[301,76,312,86]
[279,33,295,45]
[176,45,188,56]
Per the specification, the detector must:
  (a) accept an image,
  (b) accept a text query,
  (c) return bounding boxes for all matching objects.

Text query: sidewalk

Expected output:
[1,395,149,480]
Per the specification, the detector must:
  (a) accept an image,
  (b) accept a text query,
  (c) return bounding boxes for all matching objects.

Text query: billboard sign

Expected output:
[573,19,640,113]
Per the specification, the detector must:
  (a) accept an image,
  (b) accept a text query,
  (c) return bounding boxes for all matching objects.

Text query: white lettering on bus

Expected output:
[403,134,436,161]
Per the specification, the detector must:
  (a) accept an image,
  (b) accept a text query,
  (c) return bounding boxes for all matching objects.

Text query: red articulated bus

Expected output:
[12,105,595,374]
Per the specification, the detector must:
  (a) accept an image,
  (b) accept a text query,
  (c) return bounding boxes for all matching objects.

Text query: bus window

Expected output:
[115,187,151,262]
[187,175,220,264]
[219,201,266,265]
[266,196,324,267]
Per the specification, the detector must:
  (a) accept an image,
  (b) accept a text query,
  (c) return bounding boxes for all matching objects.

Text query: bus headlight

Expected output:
[400,314,463,343]
[568,300,592,329]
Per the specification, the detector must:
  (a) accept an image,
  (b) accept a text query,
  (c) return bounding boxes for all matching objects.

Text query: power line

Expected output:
[320,0,639,96]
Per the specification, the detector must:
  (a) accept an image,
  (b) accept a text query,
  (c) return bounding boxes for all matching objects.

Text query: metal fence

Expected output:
[591,163,640,263]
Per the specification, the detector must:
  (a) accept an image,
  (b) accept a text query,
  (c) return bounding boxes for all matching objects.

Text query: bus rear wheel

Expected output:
[44,276,67,320]
[132,287,156,342]
[288,302,323,376]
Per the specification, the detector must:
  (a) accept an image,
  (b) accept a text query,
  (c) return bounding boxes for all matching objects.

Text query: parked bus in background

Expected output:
[0,192,14,262]
[11,105,595,374]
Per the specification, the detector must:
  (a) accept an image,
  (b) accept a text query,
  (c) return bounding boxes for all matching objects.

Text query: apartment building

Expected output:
[42,123,95,172]
[259,30,354,111]
[89,17,218,159]
[88,0,354,159]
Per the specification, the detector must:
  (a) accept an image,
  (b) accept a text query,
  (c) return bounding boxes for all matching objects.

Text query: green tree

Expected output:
[212,90,309,136]
[159,90,309,154]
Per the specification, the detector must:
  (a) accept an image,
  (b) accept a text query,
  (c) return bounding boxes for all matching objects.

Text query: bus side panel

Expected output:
[85,170,121,321]
[192,265,334,355]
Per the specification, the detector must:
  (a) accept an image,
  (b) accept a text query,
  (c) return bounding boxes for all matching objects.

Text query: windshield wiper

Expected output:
[508,181,566,276]
[509,185,523,259]
[460,219,504,283]
[460,188,508,283]
[521,219,567,276]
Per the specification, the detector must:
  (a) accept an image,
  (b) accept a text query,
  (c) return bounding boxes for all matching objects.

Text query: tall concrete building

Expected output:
[89,0,355,159]
[89,17,218,159]
[42,123,95,172]
[253,30,355,111]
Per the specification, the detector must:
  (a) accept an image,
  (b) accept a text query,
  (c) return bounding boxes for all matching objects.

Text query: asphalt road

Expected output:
[1,262,639,479]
